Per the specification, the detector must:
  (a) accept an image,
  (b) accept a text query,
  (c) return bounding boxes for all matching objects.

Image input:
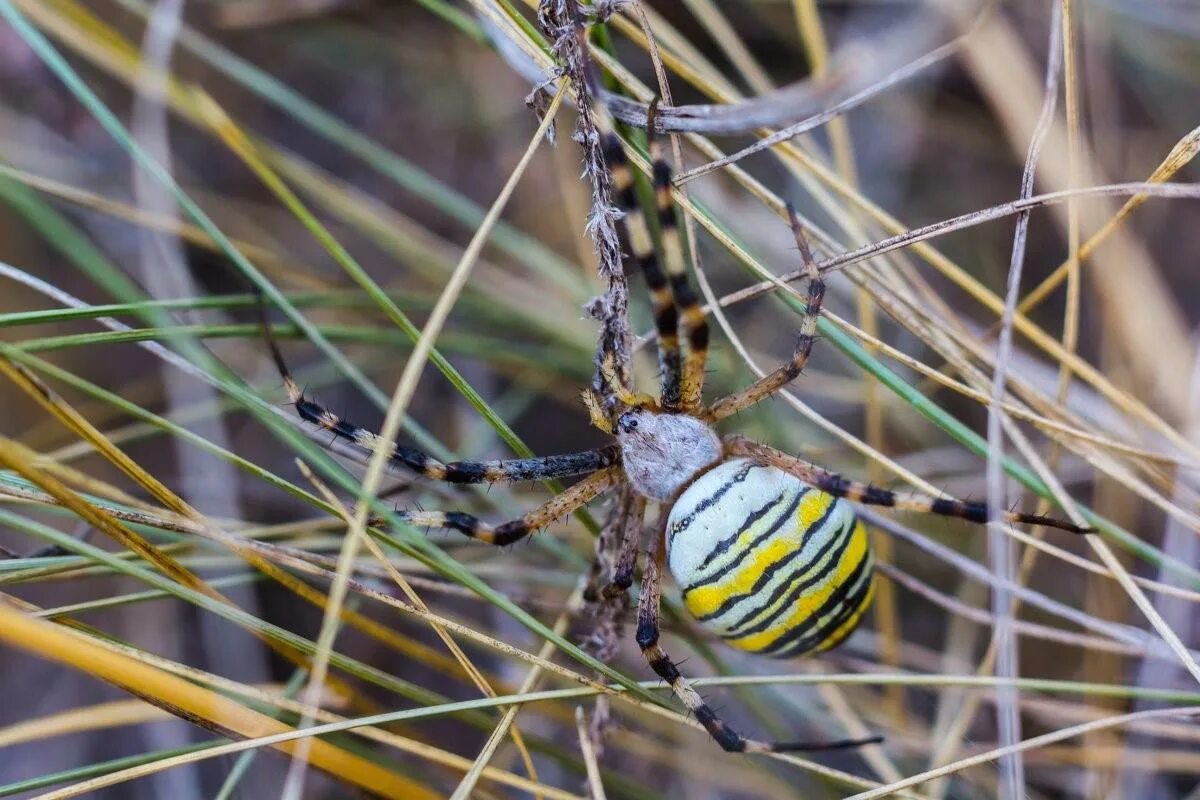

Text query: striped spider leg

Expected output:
[644,103,710,414]
[397,467,621,546]
[594,91,708,414]
[590,101,1087,752]
[694,208,1089,535]
[589,93,884,753]
[581,490,648,604]
[600,100,681,411]
[257,296,620,512]
[724,436,1090,534]
[603,492,648,599]
[705,202,823,424]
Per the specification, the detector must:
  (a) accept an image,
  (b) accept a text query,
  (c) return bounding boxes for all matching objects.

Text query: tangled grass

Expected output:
[1,1,1199,798]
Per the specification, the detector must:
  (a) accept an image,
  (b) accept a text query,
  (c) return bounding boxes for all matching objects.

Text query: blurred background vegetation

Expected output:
[1,0,1199,798]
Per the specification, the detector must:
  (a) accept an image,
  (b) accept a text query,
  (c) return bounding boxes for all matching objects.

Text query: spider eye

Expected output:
[627,419,638,429]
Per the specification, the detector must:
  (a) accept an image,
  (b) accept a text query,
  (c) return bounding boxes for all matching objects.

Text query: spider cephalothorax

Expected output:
[615,408,721,501]
[259,76,1088,755]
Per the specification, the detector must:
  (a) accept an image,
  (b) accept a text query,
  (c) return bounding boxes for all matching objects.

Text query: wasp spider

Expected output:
[259,95,1088,755]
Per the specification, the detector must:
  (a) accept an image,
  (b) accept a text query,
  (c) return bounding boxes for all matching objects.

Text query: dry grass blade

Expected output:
[846,706,1200,800]
[0,601,433,799]
[671,11,980,181]
[0,163,317,281]
[1016,124,1200,317]
[723,182,1200,291]
[984,7,1063,792]
[0,698,179,747]
[0,426,218,603]
[575,706,607,800]
[4,0,1200,796]
[296,459,542,799]
[279,80,566,797]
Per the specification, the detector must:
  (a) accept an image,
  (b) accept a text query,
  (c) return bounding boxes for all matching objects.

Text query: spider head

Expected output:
[616,410,642,434]
[616,408,722,501]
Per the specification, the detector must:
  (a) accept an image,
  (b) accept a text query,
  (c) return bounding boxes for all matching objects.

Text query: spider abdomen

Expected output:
[667,459,874,659]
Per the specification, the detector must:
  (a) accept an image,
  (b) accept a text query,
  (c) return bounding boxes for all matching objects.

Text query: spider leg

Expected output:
[582,486,635,603]
[257,297,619,483]
[602,493,646,600]
[724,436,1090,534]
[598,101,682,410]
[397,467,621,546]
[593,86,707,413]
[706,204,822,422]
[636,515,883,753]
[646,107,709,414]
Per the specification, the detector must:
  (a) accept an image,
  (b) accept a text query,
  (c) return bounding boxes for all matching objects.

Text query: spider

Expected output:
[258,95,1089,756]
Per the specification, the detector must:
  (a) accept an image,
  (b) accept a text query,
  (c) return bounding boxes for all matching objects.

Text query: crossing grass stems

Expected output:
[257,50,1088,756]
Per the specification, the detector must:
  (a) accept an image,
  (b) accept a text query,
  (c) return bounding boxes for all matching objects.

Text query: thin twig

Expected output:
[575,706,608,800]
[540,1,632,394]
[984,6,1063,793]
[720,182,1200,307]
[845,706,1200,800]
[671,9,986,180]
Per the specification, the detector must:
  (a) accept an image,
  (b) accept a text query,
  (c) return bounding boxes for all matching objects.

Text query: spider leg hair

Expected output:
[604,493,647,599]
[706,203,824,422]
[396,467,621,546]
[725,436,1090,534]
[582,486,636,604]
[645,103,709,414]
[637,513,883,753]
[255,294,619,483]
[593,92,682,410]
[582,388,615,434]
[600,352,658,410]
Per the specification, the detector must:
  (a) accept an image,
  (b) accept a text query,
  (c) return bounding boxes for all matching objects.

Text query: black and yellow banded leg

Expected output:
[258,296,620,483]
[287,374,617,482]
[598,107,682,410]
[725,437,1091,535]
[397,467,621,546]
[636,521,884,754]
[646,108,709,414]
[706,204,824,422]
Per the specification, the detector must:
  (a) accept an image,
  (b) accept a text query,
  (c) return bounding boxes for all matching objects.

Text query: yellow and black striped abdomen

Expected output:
[667,459,874,659]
